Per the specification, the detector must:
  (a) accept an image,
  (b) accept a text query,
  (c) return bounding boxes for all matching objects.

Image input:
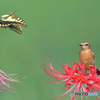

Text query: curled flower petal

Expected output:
[0,70,19,93]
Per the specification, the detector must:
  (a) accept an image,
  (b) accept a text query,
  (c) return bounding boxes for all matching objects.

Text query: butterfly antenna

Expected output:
[13,10,20,14]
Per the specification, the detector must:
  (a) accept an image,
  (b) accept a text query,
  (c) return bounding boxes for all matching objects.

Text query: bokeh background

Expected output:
[0,0,100,100]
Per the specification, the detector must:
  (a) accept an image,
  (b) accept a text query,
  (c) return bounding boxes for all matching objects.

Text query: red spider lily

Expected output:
[42,61,100,100]
[0,70,19,93]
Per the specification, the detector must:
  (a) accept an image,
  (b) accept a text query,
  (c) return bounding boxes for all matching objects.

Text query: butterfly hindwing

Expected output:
[9,25,22,34]
[0,20,10,28]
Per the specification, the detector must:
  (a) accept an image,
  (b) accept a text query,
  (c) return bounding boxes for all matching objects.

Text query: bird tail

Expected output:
[97,68,100,75]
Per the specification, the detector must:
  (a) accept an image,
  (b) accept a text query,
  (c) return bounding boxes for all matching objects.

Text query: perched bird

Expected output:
[79,42,100,75]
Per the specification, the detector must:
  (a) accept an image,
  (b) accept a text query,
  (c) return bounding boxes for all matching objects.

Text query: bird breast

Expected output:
[79,50,95,69]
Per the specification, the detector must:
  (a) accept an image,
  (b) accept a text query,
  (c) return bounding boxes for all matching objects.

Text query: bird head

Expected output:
[79,42,91,50]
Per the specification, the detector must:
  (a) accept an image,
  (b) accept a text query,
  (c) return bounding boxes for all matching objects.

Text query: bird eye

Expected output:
[85,44,89,46]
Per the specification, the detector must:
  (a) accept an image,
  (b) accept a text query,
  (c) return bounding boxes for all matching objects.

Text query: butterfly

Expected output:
[0,12,27,34]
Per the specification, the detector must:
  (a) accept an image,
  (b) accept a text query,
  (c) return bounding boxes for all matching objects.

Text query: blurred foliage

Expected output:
[0,0,100,100]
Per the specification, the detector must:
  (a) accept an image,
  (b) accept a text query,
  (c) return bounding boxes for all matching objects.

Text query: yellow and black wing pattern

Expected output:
[9,25,22,34]
[0,12,27,34]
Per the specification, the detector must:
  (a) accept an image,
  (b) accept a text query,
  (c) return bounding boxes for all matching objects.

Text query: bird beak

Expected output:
[79,44,82,46]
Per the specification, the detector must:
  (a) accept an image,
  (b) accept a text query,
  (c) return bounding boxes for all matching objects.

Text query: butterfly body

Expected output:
[0,12,27,34]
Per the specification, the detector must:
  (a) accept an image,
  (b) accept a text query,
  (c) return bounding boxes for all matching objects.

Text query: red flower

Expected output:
[42,61,100,100]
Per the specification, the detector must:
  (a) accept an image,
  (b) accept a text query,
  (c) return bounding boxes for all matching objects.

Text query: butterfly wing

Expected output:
[2,12,27,27]
[0,12,27,33]
[8,25,22,34]
[0,20,10,28]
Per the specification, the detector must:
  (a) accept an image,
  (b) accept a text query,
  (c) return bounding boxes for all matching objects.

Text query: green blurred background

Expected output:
[0,0,100,100]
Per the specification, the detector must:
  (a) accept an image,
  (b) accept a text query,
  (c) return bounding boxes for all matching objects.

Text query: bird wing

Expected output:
[92,52,95,59]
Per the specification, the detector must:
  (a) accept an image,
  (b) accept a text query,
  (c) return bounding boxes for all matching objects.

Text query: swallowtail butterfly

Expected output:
[0,12,27,34]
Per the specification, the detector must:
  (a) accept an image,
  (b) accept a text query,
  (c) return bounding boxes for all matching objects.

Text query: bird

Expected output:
[79,42,100,75]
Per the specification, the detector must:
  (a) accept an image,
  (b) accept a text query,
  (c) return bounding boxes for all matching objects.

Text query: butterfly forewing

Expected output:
[2,12,27,27]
